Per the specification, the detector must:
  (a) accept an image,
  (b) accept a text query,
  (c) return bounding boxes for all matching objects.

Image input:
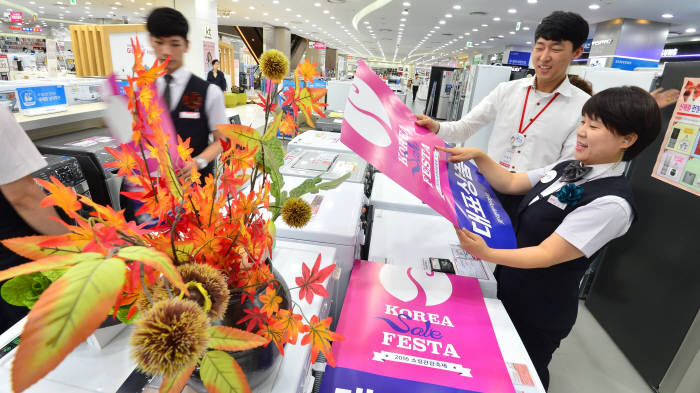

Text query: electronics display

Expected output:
[35,128,122,209]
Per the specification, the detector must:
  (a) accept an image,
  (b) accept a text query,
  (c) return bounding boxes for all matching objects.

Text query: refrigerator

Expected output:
[585,61,700,393]
[459,65,512,151]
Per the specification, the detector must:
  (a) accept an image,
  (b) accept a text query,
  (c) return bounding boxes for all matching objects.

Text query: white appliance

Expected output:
[280,148,369,184]
[287,130,351,154]
[326,80,353,112]
[0,242,339,393]
[485,298,546,393]
[275,176,368,324]
[369,173,438,215]
[460,65,512,151]
[367,208,498,298]
[314,111,343,132]
[580,67,656,93]
[64,79,104,105]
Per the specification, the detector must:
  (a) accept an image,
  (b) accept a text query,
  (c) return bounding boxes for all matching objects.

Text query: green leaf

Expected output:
[317,171,352,191]
[159,364,195,393]
[116,246,187,295]
[1,275,42,308]
[262,137,285,169]
[208,326,269,351]
[288,176,323,199]
[116,303,139,325]
[11,257,126,393]
[41,269,67,282]
[0,252,103,282]
[262,110,283,141]
[200,350,251,393]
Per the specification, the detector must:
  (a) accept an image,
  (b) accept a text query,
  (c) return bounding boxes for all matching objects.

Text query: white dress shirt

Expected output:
[526,161,634,258]
[439,76,591,172]
[155,66,227,132]
[0,106,46,185]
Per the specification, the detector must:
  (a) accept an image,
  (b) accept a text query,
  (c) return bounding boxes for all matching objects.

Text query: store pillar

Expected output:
[154,0,219,78]
[325,48,337,76]
[305,46,325,75]
[588,18,670,70]
[262,25,291,60]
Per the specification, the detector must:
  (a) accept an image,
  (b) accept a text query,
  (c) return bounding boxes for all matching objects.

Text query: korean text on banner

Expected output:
[320,261,516,393]
[340,60,516,248]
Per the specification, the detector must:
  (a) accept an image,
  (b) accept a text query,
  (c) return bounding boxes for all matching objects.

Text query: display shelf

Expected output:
[15,102,105,134]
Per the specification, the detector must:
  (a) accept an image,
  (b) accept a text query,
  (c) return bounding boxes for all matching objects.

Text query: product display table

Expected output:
[14,102,105,132]
[0,241,338,393]
[224,103,266,130]
[368,208,498,298]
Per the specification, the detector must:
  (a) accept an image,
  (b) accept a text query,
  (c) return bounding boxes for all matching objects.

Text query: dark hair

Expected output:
[212,59,219,65]
[581,86,661,160]
[146,7,188,40]
[535,11,589,50]
[568,75,592,95]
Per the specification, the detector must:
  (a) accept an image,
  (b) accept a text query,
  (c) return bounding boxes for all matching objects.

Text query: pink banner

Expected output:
[9,12,22,23]
[340,60,516,249]
[321,260,514,393]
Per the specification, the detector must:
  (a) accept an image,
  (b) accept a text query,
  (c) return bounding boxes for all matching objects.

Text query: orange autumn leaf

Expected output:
[275,309,303,345]
[279,113,299,137]
[258,286,282,317]
[297,58,319,83]
[35,176,82,217]
[300,315,345,367]
[259,317,286,355]
[104,145,139,177]
[176,135,194,162]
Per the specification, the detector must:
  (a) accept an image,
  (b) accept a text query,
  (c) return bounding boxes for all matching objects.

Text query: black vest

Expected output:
[0,191,36,271]
[170,74,214,180]
[496,160,636,333]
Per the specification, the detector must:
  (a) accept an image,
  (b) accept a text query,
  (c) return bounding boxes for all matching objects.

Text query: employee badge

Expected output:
[510,133,525,147]
[540,170,557,184]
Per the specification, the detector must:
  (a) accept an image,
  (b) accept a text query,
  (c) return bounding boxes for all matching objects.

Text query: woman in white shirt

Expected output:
[438,86,661,390]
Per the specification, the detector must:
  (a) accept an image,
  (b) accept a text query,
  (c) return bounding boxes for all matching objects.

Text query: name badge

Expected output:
[540,170,557,184]
[179,111,201,119]
[547,194,567,210]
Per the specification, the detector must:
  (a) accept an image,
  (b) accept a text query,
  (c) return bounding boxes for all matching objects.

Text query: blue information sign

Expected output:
[507,51,531,66]
[610,57,659,71]
[16,85,67,110]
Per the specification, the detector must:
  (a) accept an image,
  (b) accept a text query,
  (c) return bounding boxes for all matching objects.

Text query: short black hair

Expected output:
[146,7,188,40]
[212,59,219,65]
[582,86,661,160]
[535,11,589,50]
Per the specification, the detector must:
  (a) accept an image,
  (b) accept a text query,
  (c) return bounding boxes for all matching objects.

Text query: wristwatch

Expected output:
[195,157,208,170]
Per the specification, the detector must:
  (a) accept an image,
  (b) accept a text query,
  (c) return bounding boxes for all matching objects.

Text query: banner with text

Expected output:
[320,261,515,393]
[340,60,516,248]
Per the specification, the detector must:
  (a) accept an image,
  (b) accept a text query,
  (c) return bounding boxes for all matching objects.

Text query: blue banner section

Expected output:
[16,85,67,109]
[610,57,659,71]
[320,366,482,393]
[506,51,531,66]
[446,160,517,249]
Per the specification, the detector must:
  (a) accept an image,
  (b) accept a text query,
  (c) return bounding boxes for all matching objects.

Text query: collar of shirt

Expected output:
[164,66,190,87]
[530,161,628,205]
[522,75,575,98]
[157,66,191,110]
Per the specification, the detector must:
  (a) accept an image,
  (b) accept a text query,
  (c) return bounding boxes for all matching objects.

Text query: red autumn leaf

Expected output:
[294,253,335,304]
[300,315,345,366]
[237,306,268,332]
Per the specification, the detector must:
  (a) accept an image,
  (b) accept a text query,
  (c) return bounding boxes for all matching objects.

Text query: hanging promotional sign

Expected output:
[652,77,700,196]
[320,260,515,393]
[309,41,326,50]
[340,60,516,249]
[9,12,22,23]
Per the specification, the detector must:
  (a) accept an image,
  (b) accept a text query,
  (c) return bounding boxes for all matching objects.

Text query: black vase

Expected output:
[187,267,290,392]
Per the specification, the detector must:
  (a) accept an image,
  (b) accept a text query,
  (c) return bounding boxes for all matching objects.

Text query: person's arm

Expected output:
[415,82,502,143]
[1,175,68,236]
[436,146,532,195]
[650,88,680,109]
[557,120,579,162]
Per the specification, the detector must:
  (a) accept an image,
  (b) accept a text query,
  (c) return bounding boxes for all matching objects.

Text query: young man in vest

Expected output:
[147,7,227,182]
[416,11,591,223]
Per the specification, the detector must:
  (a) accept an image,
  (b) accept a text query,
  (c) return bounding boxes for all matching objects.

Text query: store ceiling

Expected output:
[7,0,700,64]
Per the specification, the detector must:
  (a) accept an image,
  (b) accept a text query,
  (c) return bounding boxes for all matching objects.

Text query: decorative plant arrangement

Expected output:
[0,39,345,393]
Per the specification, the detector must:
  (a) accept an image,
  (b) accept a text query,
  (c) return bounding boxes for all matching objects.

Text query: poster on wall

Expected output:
[109,32,156,79]
[340,60,516,249]
[320,260,516,393]
[203,40,216,73]
[652,77,700,196]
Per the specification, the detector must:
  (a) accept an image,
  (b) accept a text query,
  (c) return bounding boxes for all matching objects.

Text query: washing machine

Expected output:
[280,148,370,185]
[369,172,438,215]
[286,130,351,154]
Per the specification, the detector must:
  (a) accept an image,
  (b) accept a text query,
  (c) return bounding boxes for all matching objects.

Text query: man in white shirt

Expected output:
[147,7,227,183]
[0,106,67,332]
[417,11,591,221]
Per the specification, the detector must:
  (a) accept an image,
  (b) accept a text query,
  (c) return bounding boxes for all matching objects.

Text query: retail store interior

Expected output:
[0,1,699,393]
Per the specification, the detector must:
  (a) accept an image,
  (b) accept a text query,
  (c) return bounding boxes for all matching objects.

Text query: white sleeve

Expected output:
[205,83,227,132]
[555,196,634,258]
[558,116,580,162]
[0,107,47,185]
[437,82,501,144]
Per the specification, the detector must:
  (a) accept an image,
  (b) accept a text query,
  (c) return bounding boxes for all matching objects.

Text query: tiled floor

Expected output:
[548,302,653,393]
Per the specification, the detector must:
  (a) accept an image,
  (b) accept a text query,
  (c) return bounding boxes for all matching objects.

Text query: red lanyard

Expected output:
[518,86,560,135]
